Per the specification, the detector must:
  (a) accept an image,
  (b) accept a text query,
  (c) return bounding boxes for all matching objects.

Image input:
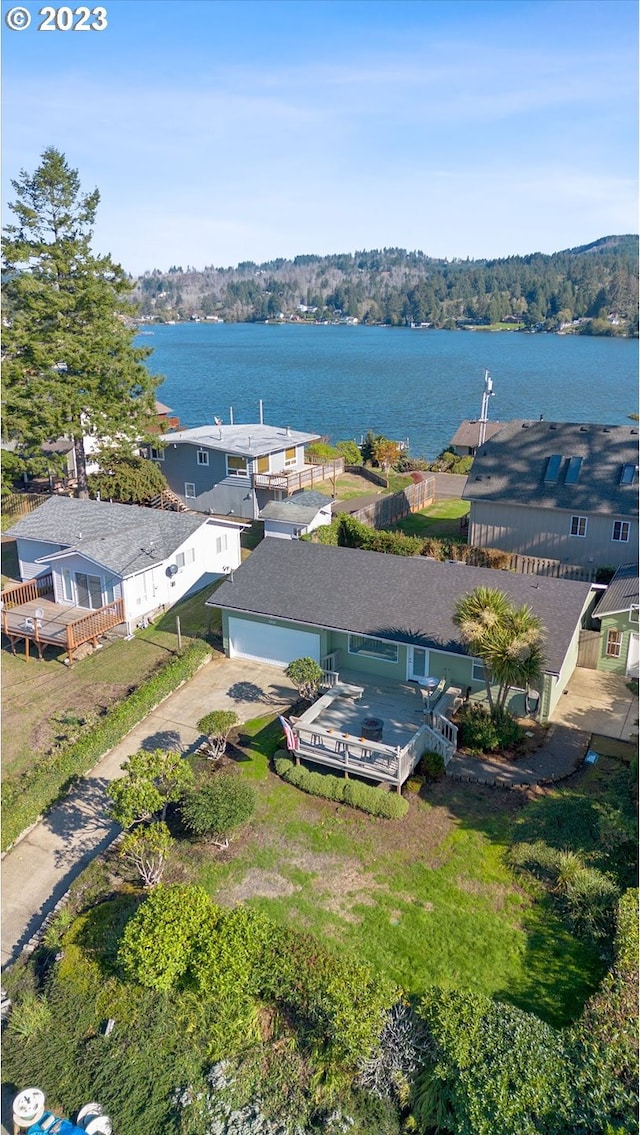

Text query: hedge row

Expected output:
[308,512,512,568]
[274,753,409,818]
[2,639,212,851]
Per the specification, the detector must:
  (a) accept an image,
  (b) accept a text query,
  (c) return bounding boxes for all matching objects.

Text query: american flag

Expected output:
[278,714,298,751]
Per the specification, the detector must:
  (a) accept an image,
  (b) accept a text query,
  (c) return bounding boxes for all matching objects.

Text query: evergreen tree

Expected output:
[2,147,161,495]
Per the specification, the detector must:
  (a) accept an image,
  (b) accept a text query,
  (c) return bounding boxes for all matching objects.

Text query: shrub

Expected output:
[456,704,524,754]
[305,441,339,461]
[562,866,619,941]
[7,993,53,1042]
[420,751,445,780]
[196,709,239,760]
[285,656,323,700]
[1,639,211,850]
[118,883,217,992]
[181,772,255,847]
[336,439,362,465]
[274,757,409,817]
[451,455,473,475]
[119,822,173,888]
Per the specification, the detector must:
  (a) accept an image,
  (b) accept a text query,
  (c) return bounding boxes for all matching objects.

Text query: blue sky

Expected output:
[2,0,637,274]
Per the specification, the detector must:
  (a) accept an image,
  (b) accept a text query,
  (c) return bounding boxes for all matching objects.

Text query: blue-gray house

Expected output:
[147,422,343,520]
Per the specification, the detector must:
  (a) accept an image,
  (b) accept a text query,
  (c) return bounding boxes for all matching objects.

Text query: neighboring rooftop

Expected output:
[260,490,332,523]
[208,539,593,675]
[463,421,639,515]
[6,496,207,577]
[594,564,639,618]
[449,420,504,449]
[162,423,320,456]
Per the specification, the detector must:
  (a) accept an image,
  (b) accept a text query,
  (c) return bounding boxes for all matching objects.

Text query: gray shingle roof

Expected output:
[260,491,332,524]
[162,423,320,456]
[6,496,206,577]
[449,420,504,449]
[594,564,639,617]
[209,540,593,675]
[462,421,639,516]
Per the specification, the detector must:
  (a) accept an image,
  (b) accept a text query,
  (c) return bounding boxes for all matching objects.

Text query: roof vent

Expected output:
[631,429,638,436]
[475,475,483,481]
[521,423,530,429]
[603,427,611,433]
[579,425,589,432]
[548,424,558,430]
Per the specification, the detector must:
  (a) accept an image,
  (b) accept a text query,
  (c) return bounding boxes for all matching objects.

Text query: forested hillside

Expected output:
[132,235,638,334]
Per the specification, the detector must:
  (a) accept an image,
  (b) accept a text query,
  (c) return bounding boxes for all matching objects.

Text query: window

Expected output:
[105,581,115,604]
[256,454,270,474]
[150,446,165,461]
[62,569,73,602]
[184,482,196,499]
[570,515,587,537]
[620,464,637,485]
[226,454,248,477]
[176,552,185,569]
[75,572,103,610]
[630,606,639,624]
[564,456,583,484]
[215,534,228,554]
[472,658,485,682]
[197,449,209,466]
[176,549,196,568]
[543,454,563,483]
[606,629,622,658]
[612,520,630,542]
[284,446,297,467]
[348,634,398,663]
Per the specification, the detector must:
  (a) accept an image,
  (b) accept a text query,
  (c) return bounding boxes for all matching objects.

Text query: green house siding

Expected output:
[597,611,637,675]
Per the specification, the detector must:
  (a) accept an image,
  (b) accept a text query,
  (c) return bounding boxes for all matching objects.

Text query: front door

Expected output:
[408,646,428,681]
[75,572,103,610]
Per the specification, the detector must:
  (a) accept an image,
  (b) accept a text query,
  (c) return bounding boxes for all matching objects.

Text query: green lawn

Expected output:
[393,498,470,541]
[1,584,220,779]
[176,714,605,1028]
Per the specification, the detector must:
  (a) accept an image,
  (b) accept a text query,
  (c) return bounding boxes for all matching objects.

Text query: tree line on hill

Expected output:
[133,237,639,334]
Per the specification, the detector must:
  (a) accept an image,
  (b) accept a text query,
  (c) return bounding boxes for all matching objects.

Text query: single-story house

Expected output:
[5,496,242,635]
[207,539,594,724]
[592,564,639,677]
[259,490,333,540]
[449,419,504,456]
[463,420,639,568]
[145,421,341,520]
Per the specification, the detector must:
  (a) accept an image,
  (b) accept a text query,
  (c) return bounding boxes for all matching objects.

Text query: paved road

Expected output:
[1,656,296,969]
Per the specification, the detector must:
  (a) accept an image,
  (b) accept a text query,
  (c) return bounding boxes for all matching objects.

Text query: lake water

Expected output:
[138,323,638,460]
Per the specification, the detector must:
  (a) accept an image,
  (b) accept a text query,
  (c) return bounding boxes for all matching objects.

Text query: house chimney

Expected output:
[286,425,291,437]
[259,399,264,424]
[229,406,234,425]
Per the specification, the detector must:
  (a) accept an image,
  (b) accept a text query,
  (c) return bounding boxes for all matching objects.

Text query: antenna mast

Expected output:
[478,369,494,447]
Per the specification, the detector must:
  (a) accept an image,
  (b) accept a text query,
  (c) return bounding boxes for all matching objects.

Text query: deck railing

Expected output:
[1,574,54,609]
[320,651,340,687]
[252,458,344,494]
[65,599,125,653]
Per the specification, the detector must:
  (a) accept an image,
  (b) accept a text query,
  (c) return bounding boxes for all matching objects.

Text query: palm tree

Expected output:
[453,587,545,714]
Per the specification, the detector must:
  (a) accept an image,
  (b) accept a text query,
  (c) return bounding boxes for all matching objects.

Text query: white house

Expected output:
[6,496,242,634]
[259,490,333,539]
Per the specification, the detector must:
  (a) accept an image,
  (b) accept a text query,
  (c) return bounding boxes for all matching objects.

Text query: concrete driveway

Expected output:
[550,666,639,742]
[1,655,296,969]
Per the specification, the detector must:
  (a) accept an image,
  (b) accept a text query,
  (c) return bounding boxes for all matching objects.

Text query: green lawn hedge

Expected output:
[2,639,211,850]
[274,753,409,818]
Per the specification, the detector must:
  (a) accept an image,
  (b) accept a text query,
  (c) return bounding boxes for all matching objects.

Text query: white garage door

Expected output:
[228,617,320,667]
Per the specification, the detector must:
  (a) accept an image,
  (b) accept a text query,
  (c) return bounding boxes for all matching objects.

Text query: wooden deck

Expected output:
[252,458,344,494]
[1,577,125,663]
[290,672,458,789]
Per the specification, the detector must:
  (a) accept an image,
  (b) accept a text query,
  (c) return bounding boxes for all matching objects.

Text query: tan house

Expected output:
[463,421,639,569]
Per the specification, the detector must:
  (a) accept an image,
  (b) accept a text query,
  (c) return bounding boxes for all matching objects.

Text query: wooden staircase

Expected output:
[148,488,189,512]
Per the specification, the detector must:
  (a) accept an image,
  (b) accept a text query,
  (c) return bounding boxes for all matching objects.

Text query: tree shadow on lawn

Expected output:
[422,772,624,1027]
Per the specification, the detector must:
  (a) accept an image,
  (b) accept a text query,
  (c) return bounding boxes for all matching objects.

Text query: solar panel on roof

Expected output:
[620,463,637,485]
[543,454,563,483]
[564,456,583,484]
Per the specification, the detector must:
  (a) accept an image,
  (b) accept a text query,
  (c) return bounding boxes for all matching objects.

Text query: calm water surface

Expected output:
[139,323,638,459]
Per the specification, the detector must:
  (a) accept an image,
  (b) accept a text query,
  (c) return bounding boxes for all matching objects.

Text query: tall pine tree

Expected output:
[2,147,161,495]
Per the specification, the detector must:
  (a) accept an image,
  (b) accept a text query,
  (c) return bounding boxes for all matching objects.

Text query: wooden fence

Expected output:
[2,492,52,524]
[504,553,597,582]
[347,477,435,529]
